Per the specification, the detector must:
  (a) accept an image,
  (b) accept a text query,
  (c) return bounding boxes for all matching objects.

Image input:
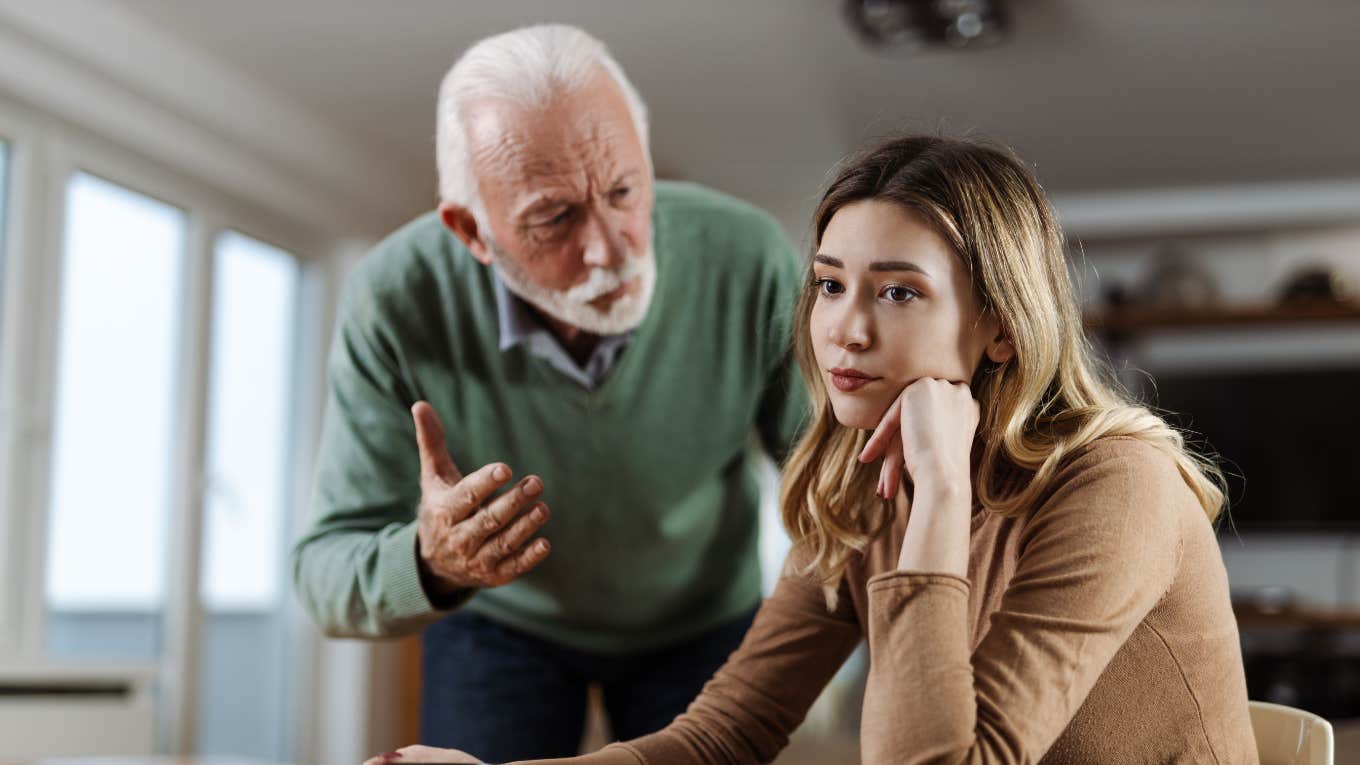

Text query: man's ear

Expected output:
[439,202,493,265]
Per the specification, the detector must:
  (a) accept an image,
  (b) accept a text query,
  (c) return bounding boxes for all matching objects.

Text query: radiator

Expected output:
[0,668,156,758]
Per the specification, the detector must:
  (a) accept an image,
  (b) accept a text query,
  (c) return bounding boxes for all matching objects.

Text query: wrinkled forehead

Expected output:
[464,78,645,191]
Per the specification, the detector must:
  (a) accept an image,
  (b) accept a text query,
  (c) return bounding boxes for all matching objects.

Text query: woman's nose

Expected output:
[828,307,872,351]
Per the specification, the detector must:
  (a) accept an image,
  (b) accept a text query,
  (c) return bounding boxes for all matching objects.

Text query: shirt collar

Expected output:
[493,270,542,352]
[490,269,635,390]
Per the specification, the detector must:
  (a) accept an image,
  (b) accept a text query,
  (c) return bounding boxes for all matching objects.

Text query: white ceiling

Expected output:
[110,0,1360,236]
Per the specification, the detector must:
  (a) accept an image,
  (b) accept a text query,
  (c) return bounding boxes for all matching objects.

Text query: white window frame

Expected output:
[0,93,42,663]
[0,91,339,760]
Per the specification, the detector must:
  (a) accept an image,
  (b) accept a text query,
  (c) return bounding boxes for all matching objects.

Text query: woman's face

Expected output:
[810,199,1008,430]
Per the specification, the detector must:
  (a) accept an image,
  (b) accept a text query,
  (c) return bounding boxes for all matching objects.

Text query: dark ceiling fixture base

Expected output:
[844,0,1009,53]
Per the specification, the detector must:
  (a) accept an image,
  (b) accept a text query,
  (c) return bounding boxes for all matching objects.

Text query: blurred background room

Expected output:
[1,1,1358,763]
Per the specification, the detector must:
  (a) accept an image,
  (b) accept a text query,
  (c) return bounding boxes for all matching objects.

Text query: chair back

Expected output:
[1250,700,1334,765]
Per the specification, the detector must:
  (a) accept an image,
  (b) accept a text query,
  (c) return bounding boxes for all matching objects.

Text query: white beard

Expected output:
[490,240,657,336]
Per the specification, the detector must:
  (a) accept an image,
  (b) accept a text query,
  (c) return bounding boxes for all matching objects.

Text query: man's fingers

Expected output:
[480,502,550,562]
[462,475,543,547]
[494,538,551,581]
[437,462,515,522]
[412,402,463,484]
[859,396,903,463]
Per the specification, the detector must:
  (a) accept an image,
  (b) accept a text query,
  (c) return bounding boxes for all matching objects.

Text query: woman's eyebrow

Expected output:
[814,254,930,277]
[869,260,930,277]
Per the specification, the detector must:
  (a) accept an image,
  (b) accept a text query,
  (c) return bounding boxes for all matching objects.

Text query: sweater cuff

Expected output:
[379,520,474,622]
[615,731,698,764]
[866,569,970,596]
[601,742,647,764]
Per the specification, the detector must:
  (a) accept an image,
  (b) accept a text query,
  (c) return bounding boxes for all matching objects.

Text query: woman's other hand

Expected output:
[364,744,482,764]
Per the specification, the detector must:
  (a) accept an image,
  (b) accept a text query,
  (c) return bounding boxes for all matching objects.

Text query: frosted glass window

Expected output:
[196,232,299,761]
[45,173,186,640]
[201,231,298,611]
[0,141,9,340]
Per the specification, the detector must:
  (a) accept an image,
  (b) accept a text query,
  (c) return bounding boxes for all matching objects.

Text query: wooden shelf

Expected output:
[1084,301,1360,333]
[1234,601,1360,631]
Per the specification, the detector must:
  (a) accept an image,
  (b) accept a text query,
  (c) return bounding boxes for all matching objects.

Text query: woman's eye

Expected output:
[882,285,919,303]
[815,277,844,296]
[610,186,632,203]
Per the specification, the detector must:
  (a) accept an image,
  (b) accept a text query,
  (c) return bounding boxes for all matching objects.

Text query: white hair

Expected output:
[435,24,651,212]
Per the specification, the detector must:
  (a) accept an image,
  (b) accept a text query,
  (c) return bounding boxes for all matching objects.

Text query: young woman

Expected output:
[369,135,1258,764]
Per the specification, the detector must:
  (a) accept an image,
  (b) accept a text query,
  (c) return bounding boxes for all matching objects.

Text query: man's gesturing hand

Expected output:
[411,401,551,596]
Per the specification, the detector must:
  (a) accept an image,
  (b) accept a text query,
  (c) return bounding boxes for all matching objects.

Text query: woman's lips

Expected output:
[828,368,880,392]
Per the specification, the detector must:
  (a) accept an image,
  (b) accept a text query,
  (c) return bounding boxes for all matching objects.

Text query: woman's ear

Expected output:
[986,335,1015,364]
[976,309,1014,365]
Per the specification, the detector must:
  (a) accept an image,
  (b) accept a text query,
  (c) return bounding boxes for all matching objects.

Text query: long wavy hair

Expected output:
[779,135,1227,604]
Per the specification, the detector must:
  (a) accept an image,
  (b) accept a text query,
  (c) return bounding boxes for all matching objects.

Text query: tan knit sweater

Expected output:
[533,436,1257,765]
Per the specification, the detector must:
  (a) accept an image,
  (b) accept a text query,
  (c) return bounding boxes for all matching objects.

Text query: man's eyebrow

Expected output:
[515,194,570,218]
[814,254,930,277]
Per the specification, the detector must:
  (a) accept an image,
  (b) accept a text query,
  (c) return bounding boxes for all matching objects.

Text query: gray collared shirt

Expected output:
[492,272,633,390]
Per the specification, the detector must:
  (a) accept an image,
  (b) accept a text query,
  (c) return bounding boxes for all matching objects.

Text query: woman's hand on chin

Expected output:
[859,378,979,500]
[858,378,977,576]
[364,744,483,765]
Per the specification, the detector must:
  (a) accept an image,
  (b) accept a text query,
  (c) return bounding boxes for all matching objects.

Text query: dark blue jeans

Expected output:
[420,607,758,763]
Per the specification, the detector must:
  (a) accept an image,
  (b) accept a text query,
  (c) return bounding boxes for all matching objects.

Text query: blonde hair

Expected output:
[779,135,1226,604]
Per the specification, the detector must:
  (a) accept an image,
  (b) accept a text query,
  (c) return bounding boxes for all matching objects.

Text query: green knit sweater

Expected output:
[291,181,808,653]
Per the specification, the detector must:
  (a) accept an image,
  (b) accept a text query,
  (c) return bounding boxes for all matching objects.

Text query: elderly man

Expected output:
[292,24,805,762]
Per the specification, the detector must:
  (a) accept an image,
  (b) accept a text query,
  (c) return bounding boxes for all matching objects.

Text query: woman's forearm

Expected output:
[896,476,971,577]
[511,746,641,765]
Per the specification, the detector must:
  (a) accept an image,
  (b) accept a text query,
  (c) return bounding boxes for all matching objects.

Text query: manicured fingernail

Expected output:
[533,504,548,521]
[493,465,510,481]
[524,476,542,496]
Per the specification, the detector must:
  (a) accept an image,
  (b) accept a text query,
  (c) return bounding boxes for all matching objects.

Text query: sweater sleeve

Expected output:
[756,351,808,467]
[859,439,1187,764]
[601,550,862,765]
[754,225,809,466]
[290,273,469,639]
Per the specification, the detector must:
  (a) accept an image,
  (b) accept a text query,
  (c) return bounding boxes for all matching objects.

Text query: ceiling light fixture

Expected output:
[843,0,1009,52]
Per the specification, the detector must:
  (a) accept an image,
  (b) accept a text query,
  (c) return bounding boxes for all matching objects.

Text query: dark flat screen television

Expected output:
[1136,367,1360,532]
